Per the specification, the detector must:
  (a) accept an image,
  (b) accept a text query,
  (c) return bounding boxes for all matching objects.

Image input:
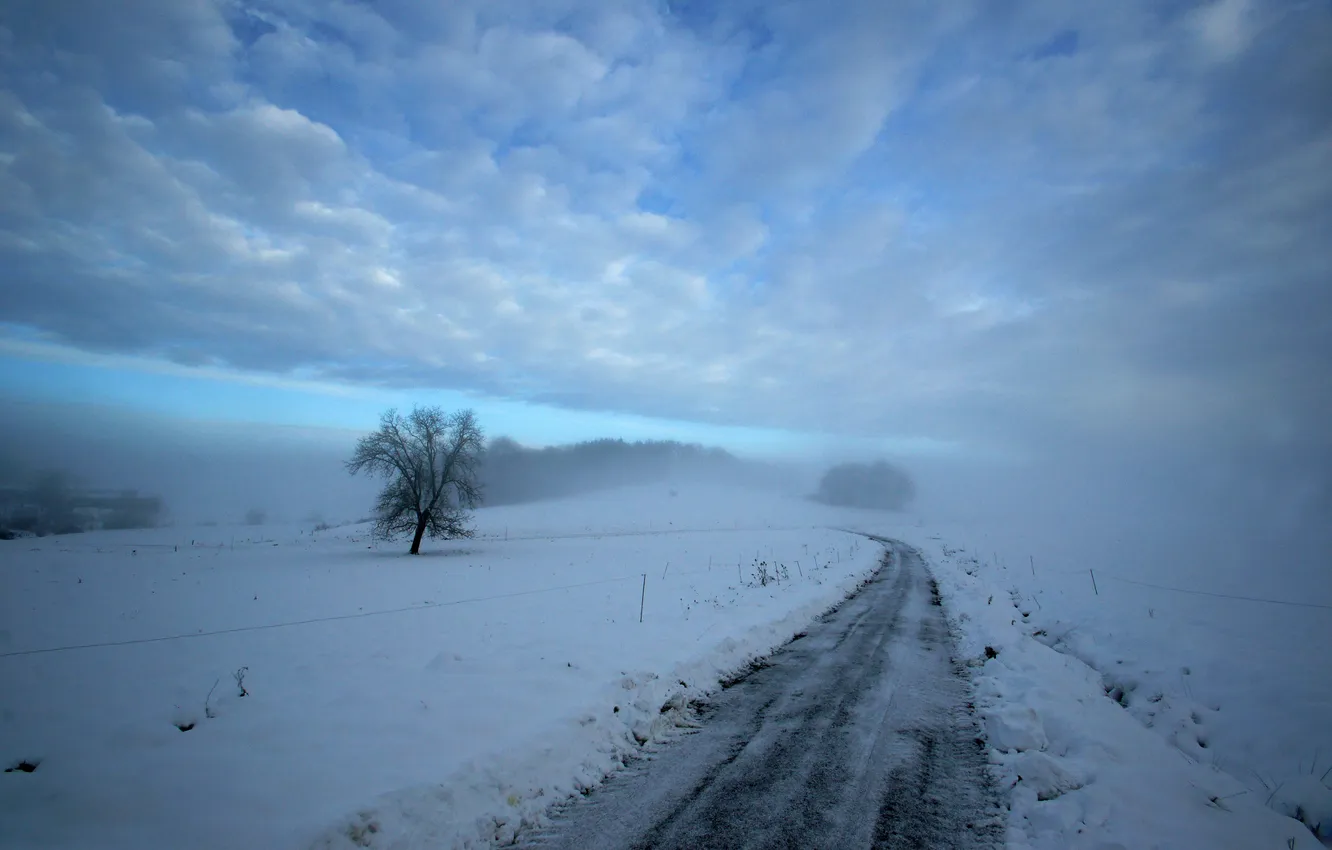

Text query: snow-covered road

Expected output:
[516,541,1004,849]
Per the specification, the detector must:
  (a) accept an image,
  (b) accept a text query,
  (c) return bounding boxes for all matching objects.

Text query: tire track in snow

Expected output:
[517,542,1005,850]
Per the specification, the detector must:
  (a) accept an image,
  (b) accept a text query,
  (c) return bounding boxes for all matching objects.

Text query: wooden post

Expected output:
[639,574,647,622]
[1029,555,1036,577]
[1090,569,1099,596]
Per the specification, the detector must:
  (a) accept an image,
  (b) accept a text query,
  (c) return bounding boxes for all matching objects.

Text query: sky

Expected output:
[0,0,1329,527]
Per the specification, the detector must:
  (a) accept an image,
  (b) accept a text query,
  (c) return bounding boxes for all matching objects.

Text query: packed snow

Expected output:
[1,483,1325,849]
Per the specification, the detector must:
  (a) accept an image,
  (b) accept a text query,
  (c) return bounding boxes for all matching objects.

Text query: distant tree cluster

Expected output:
[348,405,799,554]
[479,437,758,506]
[0,470,164,537]
[102,495,166,530]
[345,405,798,553]
[813,460,916,511]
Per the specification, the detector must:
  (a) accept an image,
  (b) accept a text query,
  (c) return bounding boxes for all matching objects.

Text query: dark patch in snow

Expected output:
[1103,676,1138,709]
[5,759,39,773]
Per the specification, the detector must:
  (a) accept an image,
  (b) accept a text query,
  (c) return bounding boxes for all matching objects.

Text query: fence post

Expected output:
[639,574,647,623]
[1090,569,1099,596]
[1029,555,1035,577]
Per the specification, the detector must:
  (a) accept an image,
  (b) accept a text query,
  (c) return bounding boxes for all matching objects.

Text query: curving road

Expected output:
[517,540,1005,850]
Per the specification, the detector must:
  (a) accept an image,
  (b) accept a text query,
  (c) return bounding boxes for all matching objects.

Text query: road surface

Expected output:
[517,539,1005,850]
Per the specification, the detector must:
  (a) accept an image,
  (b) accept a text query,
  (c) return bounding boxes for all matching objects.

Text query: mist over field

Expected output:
[4,398,1326,593]
[0,401,810,528]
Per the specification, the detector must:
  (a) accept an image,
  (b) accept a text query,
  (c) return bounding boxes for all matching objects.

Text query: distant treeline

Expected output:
[0,471,164,537]
[479,437,781,506]
[812,460,915,511]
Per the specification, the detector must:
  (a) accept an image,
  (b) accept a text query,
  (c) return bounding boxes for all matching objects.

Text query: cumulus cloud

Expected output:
[0,0,1328,497]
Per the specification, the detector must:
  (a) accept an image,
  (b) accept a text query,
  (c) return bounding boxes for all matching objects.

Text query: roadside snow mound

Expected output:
[307,571,879,849]
[915,538,1318,849]
[1270,777,1332,841]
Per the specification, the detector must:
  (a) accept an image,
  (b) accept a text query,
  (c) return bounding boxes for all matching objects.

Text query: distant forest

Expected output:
[0,471,164,537]
[812,460,915,511]
[478,437,781,506]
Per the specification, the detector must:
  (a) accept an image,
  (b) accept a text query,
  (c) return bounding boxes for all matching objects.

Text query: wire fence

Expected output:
[475,523,817,543]
[1094,573,1332,611]
[0,574,644,659]
[0,532,876,660]
[952,549,1332,612]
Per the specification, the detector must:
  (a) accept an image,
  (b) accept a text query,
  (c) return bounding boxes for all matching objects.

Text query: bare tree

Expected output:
[346,407,484,554]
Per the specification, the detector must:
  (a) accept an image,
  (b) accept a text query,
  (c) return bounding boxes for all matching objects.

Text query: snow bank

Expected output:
[847,521,1324,848]
[0,484,882,850]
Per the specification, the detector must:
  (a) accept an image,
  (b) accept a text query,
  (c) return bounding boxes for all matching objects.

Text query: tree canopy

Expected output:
[346,407,484,554]
[813,460,916,511]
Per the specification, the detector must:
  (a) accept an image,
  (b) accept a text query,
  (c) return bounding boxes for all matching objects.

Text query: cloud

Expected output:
[1191,0,1257,61]
[0,0,1328,480]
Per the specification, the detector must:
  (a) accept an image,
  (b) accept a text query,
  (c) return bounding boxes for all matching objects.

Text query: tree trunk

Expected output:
[410,511,429,555]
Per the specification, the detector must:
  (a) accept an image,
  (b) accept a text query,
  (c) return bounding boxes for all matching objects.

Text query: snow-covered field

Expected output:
[2,483,1326,849]
[0,485,884,849]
